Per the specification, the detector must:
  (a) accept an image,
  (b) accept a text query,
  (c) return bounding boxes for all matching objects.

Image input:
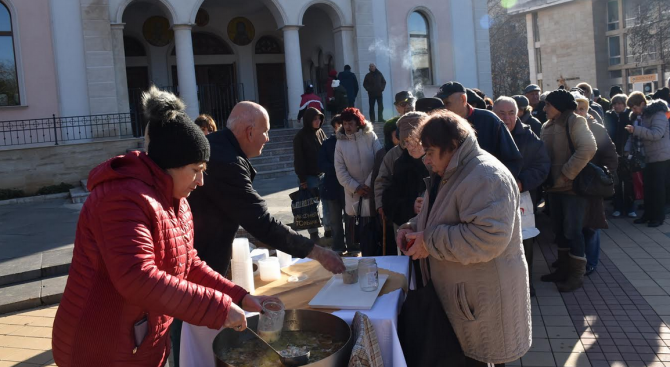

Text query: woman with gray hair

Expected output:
[397,110,531,365]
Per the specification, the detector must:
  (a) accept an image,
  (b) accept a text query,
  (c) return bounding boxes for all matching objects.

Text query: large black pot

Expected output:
[212,309,353,367]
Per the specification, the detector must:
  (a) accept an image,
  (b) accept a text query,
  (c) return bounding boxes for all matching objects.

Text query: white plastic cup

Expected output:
[259,257,282,282]
[231,258,255,294]
[232,238,251,262]
[276,250,293,268]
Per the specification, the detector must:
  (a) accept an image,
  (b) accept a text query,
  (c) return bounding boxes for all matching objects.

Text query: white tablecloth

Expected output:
[180,256,410,367]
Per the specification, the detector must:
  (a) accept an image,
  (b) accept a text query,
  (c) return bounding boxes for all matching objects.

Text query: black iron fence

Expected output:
[0,113,136,148]
[128,84,244,132]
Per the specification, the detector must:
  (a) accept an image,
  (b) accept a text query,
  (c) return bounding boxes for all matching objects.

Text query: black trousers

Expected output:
[614,160,634,213]
[642,160,670,222]
[368,94,383,122]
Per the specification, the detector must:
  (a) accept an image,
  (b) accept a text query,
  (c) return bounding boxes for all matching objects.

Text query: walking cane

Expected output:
[382,217,387,255]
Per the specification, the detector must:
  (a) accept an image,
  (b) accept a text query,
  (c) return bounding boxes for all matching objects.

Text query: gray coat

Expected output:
[628,100,670,163]
[402,134,531,363]
[373,145,403,210]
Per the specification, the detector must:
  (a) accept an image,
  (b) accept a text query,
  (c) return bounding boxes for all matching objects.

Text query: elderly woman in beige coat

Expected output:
[397,111,531,365]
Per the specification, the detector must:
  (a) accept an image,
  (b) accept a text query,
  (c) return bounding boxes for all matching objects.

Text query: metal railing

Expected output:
[0,113,136,147]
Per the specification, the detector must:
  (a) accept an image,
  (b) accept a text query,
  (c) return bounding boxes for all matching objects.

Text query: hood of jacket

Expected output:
[644,99,669,118]
[302,107,324,131]
[87,151,172,202]
[336,120,373,140]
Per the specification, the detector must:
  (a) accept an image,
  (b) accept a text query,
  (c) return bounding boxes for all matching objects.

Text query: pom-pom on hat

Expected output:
[142,86,210,170]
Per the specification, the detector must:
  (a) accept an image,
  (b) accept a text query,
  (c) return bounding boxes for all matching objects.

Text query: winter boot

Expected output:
[541,249,569,283]
[557,254,587,292]
[523,239,535,297]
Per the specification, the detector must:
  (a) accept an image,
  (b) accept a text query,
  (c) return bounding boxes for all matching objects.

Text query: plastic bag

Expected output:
[290,188,321,230]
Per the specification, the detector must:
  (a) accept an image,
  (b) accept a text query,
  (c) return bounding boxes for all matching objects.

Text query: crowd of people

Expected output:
[51,69,670,366]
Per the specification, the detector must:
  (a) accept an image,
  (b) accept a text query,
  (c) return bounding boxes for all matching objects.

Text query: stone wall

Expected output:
[0,138,143,194]
[537,1,599,91]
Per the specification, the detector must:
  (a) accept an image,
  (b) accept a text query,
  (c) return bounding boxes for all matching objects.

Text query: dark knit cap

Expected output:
[609,85,623,99]
[512,95,529,109]
[545,89,577,113]
[466,88,487,109]
[142,86,210,169]
[415,97,445,113]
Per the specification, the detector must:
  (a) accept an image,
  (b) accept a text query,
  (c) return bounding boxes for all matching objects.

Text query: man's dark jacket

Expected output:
[318,134,344,204]
[532,101,547,123]
[363,70,386,97]
[382,149,428,226]
[466,106,523,177]
[293,108,327,183]
[604,109,631,156]
[520,110,543,137]
[338,70,359,106]
[188,128,314,276]
[511,119,550,202]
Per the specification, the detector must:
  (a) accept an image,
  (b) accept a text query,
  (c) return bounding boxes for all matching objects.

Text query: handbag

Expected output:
[347,197,382,256]
[629,150,646,172]
[565,121,615,197]
[397,261,465,367]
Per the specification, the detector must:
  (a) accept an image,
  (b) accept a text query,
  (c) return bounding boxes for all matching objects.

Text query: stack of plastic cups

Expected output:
[231,238,255,294]
[276,250,293,268]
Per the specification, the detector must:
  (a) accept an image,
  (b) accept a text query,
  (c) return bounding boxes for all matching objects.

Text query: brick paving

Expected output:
[5,209,670,366]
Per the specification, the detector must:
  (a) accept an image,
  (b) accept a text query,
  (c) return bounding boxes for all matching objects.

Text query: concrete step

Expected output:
[252,161,294,171]
[0,247,73,287]
[261,146,294,156]
[249,153,294,165]
[80,179,89,192]
[0,274,67,314]
[255,167,295,180]
[69,186,89,204]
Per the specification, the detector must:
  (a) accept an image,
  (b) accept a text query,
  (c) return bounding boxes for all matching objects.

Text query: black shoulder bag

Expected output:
[565,121,615,197]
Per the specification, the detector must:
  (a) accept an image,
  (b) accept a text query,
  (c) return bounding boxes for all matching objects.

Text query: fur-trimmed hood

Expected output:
[336,120,374,140]
[644,99,669,118]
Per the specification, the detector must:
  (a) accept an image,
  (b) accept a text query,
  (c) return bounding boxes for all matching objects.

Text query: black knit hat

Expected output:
[609,85,623,99]
[545,89,577,113]
[415,98,444,113]
[142,86,210,169]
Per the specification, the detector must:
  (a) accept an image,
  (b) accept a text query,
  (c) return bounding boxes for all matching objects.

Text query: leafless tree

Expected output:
[488,0,530,98]
[627,0,670,72]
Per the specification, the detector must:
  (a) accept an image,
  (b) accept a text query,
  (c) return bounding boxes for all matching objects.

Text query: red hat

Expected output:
[329,69,337,78]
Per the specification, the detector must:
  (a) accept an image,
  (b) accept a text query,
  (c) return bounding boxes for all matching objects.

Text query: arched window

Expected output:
[255,36,282,54]
[0,1,19,106]
[123,36,146,57]
[171,32,233,55]
[408,11,432,87]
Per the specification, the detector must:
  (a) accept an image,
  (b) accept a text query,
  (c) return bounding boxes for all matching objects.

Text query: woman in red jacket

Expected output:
[52,86,273,367]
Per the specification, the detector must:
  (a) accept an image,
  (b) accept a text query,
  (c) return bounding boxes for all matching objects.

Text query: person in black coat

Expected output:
[513,95,543,137]
[318,115,347,253]
[338,65,359,107]
[605,94,635,217]
[436,82,522,177]
[188,102,345,277]
[525,84,547,123]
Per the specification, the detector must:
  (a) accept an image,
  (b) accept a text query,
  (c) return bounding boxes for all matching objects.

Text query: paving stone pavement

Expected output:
[6,198,670,366]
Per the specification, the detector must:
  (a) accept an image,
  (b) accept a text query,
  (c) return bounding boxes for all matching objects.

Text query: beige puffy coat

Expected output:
[403,134,531,363]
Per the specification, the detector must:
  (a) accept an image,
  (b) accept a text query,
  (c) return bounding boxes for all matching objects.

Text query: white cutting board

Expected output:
[309,274,388,310]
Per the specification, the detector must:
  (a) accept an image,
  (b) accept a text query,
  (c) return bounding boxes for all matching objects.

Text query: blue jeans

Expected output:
[324,199,346,251]
[548,193,587,257]
[303,175,328,234]
[583,228,600,270]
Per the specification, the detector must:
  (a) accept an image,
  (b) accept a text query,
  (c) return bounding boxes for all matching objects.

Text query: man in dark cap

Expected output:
[436,81,522,177]
[338,65,359,107]
[513,95,542,136]
[594,88,611,112]
[525,84,547,123]
[415,97,445,113]
[382,91,416,151]
[540,89,597,292]
[466,88,487,109]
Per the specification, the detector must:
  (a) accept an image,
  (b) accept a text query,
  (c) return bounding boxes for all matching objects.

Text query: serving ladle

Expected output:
[246,328,311,367]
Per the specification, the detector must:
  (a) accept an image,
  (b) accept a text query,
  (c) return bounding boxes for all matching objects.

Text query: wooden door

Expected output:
[256,63,287,128]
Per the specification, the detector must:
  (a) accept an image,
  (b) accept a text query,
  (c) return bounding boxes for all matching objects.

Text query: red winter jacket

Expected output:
[52,152,248,367]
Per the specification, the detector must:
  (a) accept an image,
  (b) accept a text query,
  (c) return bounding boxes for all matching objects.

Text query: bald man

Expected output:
[188,102,345,277]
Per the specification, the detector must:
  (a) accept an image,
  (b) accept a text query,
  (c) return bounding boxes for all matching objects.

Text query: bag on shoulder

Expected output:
[566,121,615,197]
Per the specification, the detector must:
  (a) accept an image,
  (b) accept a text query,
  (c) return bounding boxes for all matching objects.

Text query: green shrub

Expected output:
[0,188,25,201]
[36,182,75,196]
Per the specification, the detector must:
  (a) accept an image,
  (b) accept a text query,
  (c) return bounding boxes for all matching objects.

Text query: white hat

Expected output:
[332,80,340,88]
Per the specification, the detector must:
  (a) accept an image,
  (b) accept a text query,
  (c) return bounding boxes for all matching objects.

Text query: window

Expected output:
[625,34,657,64]
[609,70,623,79]
[123,36,146,57]
[624,0,640,28]
[0,1,19,106]
[532,13,540,42]
[608,36,621,65]
[607,0,619,31]
[170,33,233,56]
[255,36,282,54]
[408,11,432,87]
[534,48,542,74]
